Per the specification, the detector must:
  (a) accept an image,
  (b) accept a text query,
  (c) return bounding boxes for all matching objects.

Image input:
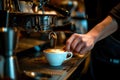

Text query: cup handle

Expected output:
[65,52,73,60]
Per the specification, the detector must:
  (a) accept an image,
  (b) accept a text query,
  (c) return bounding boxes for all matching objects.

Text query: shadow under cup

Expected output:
[43,49,73,66]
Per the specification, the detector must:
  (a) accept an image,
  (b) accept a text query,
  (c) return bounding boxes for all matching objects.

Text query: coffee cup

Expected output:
[43,48,73,66]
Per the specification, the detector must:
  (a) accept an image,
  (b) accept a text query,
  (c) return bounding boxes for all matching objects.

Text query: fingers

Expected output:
[65,33,83,52]
[65,33,76,51]
[71,37,81,51]
[75,41,85,53]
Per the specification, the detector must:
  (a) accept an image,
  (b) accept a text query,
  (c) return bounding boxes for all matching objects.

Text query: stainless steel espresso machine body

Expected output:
[0,0,77,79]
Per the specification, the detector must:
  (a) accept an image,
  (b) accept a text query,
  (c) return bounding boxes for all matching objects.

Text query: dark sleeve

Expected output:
[109,3,120,27]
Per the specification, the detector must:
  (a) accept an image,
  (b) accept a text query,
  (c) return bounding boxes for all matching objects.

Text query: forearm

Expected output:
[86,16,118,43]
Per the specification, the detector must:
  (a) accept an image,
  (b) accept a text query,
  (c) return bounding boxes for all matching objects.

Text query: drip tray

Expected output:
[18,56,67,75]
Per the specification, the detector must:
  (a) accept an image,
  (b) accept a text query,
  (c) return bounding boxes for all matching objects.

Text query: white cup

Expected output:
[43,49,73,66]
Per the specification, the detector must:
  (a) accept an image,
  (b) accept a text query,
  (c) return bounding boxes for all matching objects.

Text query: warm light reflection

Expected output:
[31,72,35,77]
[1,27,7,32]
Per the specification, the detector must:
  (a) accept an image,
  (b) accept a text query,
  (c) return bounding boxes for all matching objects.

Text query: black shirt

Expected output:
[109,3,120,41]
[109,3,120,27]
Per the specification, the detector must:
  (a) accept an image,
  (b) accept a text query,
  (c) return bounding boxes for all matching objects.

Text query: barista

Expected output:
[65,0,120,80]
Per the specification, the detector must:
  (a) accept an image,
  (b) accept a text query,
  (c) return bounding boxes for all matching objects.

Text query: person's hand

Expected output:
[65,33,95,54]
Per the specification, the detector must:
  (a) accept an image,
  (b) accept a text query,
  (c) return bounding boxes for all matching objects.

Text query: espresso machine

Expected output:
[0,0,77,79]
